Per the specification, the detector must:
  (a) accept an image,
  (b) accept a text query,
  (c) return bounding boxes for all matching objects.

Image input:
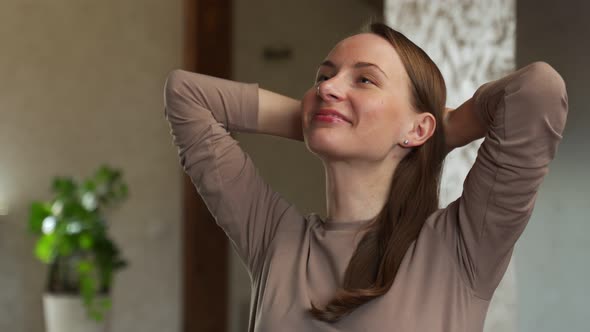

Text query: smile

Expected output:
[313,114,350,124]
[312,109,352,124]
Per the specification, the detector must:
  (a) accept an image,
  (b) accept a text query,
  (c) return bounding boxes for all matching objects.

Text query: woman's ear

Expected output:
[405,112,436,147]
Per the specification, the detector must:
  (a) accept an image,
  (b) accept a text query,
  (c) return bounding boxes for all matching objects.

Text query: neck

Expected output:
[323,158,398,224]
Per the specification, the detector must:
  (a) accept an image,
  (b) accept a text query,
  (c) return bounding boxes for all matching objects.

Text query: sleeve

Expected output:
[445,62,568,299]
[163,69,293,277]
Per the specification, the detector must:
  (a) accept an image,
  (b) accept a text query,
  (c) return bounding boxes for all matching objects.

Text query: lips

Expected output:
[313,109,352,124]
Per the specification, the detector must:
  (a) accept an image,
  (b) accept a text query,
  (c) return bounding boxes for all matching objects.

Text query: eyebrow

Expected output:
[319,60,388,78]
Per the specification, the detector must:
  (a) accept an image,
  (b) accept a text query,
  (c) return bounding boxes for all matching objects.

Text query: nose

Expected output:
[316,78,344,102]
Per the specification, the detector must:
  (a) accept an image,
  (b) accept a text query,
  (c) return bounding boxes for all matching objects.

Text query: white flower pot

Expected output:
[43,294,111,332]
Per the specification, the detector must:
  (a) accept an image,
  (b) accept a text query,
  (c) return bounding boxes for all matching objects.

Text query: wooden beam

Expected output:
[182,0,232,331]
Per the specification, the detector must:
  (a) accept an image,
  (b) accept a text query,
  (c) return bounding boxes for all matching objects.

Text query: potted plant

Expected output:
[28,165,129,332]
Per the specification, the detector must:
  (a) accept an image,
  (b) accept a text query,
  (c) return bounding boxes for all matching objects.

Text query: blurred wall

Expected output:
[0,1,183,331]
[515,1,590,331]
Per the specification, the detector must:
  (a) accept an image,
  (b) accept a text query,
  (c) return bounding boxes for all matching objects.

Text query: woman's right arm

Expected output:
[164,70,297,276]
[257,88,303,141]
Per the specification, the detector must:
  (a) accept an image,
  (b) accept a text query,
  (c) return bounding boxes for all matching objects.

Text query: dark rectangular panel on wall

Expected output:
[183,0,232,331]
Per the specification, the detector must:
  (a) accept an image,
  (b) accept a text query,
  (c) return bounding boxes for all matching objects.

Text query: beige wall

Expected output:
[515,1,590,331]
[0,1,183,331]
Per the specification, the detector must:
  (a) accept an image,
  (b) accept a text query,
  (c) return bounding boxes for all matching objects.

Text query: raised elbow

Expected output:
[164,69,192,109]
[509,62,568,134]
[503,62,568,164]
[519,61,567,102]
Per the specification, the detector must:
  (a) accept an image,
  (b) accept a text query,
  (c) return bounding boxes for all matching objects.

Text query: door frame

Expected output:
[182,0,232,331]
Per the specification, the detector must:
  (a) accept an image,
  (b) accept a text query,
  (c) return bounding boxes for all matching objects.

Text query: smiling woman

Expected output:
[301,24,449,322]
[164,22,567,331]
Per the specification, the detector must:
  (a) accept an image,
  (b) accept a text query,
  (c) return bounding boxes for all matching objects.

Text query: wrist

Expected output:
[442,107,457,152]
[443,98,486,151]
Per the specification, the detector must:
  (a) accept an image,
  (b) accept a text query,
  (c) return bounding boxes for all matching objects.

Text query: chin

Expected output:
[304,128,352,161]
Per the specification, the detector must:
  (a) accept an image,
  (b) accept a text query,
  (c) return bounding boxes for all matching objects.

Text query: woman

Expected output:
[164,23,567,331]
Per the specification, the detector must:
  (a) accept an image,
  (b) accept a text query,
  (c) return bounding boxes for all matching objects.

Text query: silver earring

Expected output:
[316,85,320,96]
[403,139,409,145]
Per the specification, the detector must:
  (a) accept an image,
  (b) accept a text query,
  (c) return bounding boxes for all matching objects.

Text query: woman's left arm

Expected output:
[438,62,568,300]
[443,98,485,153]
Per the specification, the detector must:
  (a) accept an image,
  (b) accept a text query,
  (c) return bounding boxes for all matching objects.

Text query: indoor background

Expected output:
[0,0,588,331]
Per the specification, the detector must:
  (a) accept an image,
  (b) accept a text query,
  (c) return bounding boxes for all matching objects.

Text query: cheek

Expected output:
[301,89,318,129]
[353,98,405,152]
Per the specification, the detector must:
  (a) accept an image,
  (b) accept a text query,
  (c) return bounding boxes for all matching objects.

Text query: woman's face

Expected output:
[302,33,415,163]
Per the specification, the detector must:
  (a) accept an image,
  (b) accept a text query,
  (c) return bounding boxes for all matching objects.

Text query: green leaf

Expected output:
[61,200,87,219]
[116,183,129,200]
[79,234,94,250]
[51,177,76,197]
[80,274,95,305]
[90,308,103,322]
[57,235,75,256]
[77,260,93,274]
[82,179,96,192]
[100,298,112,310]
[35,234,56,263]
[29,202,51,234]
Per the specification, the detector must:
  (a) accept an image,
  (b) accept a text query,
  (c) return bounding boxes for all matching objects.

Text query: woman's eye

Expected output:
[316,75,329,82]
[359,77,374,85]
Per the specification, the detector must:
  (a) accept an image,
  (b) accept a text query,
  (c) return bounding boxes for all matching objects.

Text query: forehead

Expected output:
[324,33,404,76]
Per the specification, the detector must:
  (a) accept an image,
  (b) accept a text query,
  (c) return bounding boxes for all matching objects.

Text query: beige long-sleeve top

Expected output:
[164,62,568,332]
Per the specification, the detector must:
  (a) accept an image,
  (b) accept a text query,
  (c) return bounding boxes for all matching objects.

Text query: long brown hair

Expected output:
[309,22,448,322]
